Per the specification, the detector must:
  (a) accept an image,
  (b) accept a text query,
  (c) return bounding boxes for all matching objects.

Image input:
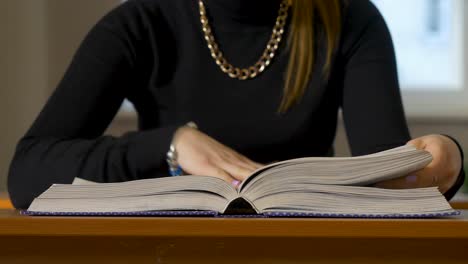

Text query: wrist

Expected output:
[166,122,198,176]
[173,125,196,149]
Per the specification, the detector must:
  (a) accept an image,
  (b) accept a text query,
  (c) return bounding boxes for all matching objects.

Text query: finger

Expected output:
[374,169,437,189]
[406,138,426,150]
[218,144,264,170]
[402,135,458,193]
[236,154,264,170]
[204,165,238,186]
[220,150,261,172]
[218,159,253,182]
[235,157,262,172]
[251,161,265,169]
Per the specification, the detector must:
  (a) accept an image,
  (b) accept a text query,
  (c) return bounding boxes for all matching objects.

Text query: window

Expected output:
[372,0,467,118]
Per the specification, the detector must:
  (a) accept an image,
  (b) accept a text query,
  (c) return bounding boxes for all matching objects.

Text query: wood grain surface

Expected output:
[0,209,467,238]
[0,209,467,263]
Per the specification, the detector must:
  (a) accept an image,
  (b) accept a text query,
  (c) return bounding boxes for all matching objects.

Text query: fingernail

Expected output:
[406,175,418,183]
[232,180,240,187]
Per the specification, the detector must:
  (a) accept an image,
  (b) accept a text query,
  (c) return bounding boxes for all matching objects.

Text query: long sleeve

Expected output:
[442,135,466,200]
[8,2,179,209]
[339,1,411,156]
[339,0,465,200]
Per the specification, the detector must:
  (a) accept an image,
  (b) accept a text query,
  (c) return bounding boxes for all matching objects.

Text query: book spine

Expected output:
[222,197,260,215]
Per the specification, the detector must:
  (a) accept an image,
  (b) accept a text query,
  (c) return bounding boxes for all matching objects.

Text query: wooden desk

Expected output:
[452,192,468,209]
[0,193,12,209]
[0,210,467,263]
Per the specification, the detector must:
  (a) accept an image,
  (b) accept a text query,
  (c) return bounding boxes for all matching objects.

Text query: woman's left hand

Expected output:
[374,134,462,194]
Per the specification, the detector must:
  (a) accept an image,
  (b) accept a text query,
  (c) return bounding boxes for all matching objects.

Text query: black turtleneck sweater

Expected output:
[8,0,465,209]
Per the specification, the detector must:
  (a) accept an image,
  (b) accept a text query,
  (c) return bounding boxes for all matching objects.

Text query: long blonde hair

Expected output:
[280,0,342,112]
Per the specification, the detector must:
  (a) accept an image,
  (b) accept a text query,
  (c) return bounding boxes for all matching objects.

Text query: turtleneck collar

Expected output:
[202,0,283,28]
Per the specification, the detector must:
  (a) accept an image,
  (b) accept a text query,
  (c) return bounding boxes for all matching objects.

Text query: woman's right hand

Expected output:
[173,126,263,188]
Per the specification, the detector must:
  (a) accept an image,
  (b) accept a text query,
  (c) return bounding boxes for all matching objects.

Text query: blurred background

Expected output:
[1,0,467,195]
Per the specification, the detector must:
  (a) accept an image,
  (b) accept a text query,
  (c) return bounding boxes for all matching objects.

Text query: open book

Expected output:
[25,145,457,218]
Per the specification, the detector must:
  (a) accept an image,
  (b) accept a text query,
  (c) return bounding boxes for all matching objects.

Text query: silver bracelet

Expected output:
[166,122,198,176]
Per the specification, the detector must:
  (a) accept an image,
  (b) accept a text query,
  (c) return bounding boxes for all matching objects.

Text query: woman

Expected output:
[8,0,465,209]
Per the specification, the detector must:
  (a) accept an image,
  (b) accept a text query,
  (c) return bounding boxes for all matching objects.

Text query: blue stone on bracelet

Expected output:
[169,165,183,176]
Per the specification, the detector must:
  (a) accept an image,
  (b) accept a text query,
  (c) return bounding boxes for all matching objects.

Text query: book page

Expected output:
[29,176,239,213]
[28,192,229,213]
[240,145,432,194]
[250,185,454,216]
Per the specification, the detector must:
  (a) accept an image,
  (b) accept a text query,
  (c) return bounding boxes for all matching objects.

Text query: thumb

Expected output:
[406,138,426,150]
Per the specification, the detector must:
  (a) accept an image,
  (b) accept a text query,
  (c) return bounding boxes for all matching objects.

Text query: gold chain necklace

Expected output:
[198,0,290,80]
